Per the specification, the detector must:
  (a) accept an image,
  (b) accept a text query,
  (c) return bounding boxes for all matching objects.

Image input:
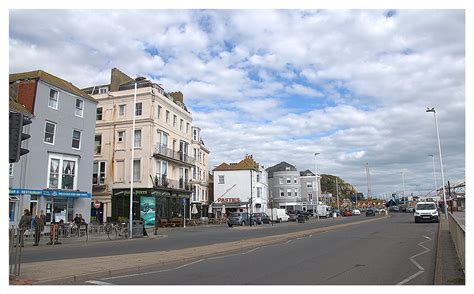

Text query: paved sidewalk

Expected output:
[434,214,465,285]
[11,216,389,285]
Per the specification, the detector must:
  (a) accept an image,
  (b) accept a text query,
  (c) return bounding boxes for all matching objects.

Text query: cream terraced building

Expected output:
[82,68,209,227]
[190,126,210,218]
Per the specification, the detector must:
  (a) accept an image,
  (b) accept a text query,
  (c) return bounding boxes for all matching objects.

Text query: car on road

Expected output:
[377,208,387,214]
[352,209,361,215]
[414,202,439,223]
[365,208,375,217]
[406,206,415,213]
[389,206,399,212]
[252,212,270,224]
[342,210,353,217]
[288,213,298,221]
[227,212,256,227]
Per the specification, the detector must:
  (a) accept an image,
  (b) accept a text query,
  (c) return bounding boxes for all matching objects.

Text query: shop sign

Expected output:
[9,188,91,198]
[217,198,241,203]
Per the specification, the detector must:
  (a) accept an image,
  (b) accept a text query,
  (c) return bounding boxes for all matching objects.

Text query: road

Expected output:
[77,213,438,285]
[20,214,378,263]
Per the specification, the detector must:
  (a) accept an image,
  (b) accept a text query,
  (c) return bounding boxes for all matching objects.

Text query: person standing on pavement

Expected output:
[33,210,45,246]
[18,209,32,247]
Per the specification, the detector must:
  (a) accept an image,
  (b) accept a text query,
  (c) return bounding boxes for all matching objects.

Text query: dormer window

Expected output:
[99,87,108,94]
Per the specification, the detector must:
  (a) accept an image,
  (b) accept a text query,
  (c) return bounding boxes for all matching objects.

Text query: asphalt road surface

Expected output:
[21,214,379,263]
[80,213,438,285]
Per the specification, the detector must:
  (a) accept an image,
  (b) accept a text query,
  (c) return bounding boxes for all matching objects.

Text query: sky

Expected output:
[8,8,466,198]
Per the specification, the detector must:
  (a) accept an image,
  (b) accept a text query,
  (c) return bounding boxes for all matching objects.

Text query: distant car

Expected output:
[297,211,310,220]
[227,212,256,227]
[365,208,375,217]
[377,208,387,214]
[297,214,306,223]
[332,209,341,216]
[407,206,415,213]
[389,206,399,212]
[288,213,297,221]
[252,212,270,224]
[352,209,361,215]
[342,210,353,217]
[400,206,407,212]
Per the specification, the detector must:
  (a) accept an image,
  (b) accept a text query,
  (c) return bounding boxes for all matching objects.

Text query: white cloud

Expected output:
[8,9,466,196]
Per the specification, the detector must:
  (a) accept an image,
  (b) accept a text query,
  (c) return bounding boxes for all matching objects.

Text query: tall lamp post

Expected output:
[129,80,138,239]
[428,155,438,198]
[426,108,448,219]
[314,152,320,221]
[400,172,406,205]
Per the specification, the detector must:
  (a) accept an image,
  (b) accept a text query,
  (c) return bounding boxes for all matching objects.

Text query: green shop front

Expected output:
[111,188,191,230]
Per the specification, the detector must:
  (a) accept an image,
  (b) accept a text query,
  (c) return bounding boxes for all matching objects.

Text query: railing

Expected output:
[154,144,195,165]
[153,174,191,191]
[448,212,465,271]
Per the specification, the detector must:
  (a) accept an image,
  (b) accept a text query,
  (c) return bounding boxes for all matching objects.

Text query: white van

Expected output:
[316,205,331,218]
[414,202,439,223]
[266,208,289,223]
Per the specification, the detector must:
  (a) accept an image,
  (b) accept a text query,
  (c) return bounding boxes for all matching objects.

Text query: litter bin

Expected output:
[132,220,144,238]
[297,214,306,223]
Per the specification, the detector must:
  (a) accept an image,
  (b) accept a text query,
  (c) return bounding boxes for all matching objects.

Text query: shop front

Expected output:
[9,188,92,226]
[111,188,191,230]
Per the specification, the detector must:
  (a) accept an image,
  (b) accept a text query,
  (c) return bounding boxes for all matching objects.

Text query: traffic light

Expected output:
[9,111,32,163]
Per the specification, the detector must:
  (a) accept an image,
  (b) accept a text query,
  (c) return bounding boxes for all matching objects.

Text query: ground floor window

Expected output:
[111,189,190,227]
[45,197,74,223]
[9,201,18,222]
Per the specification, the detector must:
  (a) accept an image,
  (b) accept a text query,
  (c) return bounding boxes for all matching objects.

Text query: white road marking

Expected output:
[397,231,434,285]
[86,280,114,285]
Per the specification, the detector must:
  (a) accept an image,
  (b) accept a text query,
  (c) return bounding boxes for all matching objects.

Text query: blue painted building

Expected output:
[9,70,97,226]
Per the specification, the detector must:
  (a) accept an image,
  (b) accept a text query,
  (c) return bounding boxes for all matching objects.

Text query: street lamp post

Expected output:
[428,155,438,198]
[314,153,320,221]
[401,172,406,205]
[426,108,448,219]
[129,81,138,239]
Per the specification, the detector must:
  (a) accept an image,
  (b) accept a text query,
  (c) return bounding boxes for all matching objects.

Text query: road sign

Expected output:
[182,198,187,206]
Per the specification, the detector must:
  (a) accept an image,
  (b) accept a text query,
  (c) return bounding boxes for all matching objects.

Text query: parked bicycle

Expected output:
[104,223,129,240]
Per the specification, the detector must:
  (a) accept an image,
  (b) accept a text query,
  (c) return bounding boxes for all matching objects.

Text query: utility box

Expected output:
[132,220,143,238]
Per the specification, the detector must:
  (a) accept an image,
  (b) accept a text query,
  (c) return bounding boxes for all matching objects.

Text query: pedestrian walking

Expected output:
[33,210,45,246]
[18,209,32,247]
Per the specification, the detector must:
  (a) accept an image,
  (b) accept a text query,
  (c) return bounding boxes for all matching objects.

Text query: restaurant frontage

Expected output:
[111,188,191,230]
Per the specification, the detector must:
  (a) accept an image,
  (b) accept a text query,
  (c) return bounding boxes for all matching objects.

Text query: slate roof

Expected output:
[9,70,97,103]
[265,161,297,178]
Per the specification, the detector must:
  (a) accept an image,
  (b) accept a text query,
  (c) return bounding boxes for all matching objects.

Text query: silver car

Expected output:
[227,212,255,227]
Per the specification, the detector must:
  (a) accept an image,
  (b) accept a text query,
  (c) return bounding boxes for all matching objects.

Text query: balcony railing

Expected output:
[154,144,195,165]
[153,175,192,191]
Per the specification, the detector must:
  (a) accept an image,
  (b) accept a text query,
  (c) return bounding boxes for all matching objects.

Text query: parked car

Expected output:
[252,212,270,224]
[288,213,298,221]
[342,210,353,217]
[414,202,439,223]
[332,209,341,216]
[407,206,415,213]
[365,208,375,217]
[297,211,310,220]
[227,212,256,227]
[352,209,361,215]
